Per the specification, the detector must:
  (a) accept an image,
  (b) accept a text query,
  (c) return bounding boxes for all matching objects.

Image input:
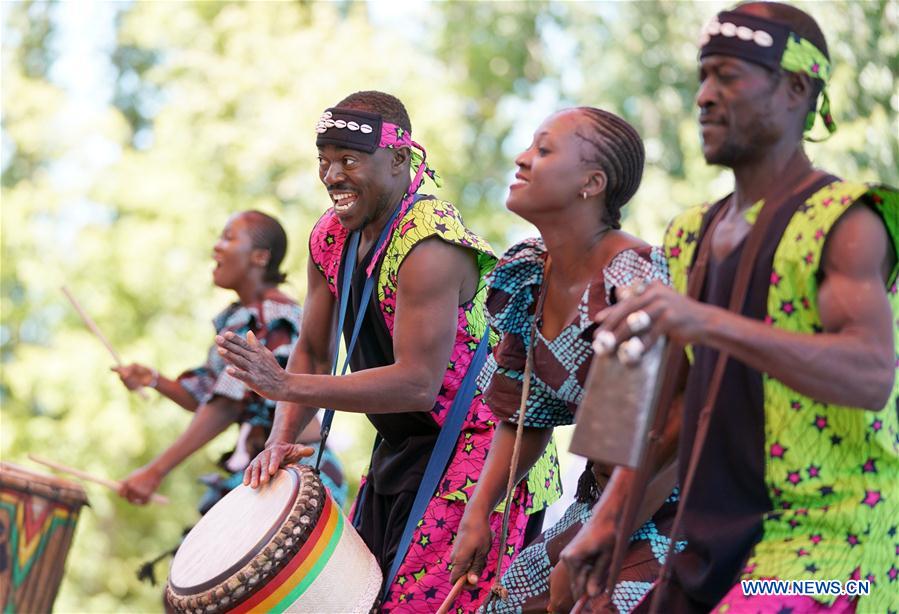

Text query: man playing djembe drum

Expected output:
[216,91,541,612]
[562,3,899,613]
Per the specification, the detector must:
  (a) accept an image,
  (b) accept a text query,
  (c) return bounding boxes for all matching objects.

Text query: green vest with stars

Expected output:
[664,181,899,611]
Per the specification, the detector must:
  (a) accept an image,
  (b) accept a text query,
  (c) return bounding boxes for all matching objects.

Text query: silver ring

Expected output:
[617,337,645,365]
[617,283,647,301]
[593,330,617,355]
[626,310,651,334]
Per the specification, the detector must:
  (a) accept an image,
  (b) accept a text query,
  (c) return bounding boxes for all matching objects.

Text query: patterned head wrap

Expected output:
[315,106,441,274]
[699,10,836,139]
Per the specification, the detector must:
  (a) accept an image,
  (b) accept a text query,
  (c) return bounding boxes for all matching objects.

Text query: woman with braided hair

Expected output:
[450,108,680,613]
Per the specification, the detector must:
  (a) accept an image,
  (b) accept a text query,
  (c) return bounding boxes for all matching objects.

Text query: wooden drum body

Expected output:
[0,462,89,613]
[166,464,381,613]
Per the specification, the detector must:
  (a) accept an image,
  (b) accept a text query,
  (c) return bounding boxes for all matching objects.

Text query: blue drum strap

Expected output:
[382,327,491,600]
[315,196,418,470]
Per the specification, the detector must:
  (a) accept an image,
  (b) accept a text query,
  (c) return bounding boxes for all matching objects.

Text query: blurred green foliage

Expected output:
[2,1,896,611]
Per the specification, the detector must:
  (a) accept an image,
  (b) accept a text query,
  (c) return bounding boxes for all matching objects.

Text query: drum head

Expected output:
[169,468,300,591]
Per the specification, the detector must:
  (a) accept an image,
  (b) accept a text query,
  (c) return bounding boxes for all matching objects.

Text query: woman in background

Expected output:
[114,210,345,512]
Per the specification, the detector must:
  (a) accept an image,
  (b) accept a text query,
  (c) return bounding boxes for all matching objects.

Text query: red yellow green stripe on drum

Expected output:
[231,493,341,613]
[0,492,80,587]
[1,464,87,614]
[166,465,382,613]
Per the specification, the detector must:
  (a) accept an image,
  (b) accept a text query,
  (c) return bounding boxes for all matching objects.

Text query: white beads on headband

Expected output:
[315,111,374,135]
[699,17,774,48]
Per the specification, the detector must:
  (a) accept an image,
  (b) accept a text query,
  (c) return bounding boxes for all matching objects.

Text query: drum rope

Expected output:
[486,331,534,605]
[486,258,547,606]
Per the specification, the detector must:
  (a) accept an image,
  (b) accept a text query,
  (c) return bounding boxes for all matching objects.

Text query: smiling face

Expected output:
[212,213,264,290]
[317,144,400,231]
[506,109,597,221]
[696,54,789,167]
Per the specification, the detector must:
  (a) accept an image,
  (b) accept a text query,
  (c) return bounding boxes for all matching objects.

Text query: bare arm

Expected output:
[154,375,203,410]
[283,236,472,410]
[598,205,895,410]
[467,423,553,516]
[233,237,480,487]
[148,397,241,476]
[118,395,242,504]
[450,422,552,584]
[698,205,892,407]
[113,363,200,411]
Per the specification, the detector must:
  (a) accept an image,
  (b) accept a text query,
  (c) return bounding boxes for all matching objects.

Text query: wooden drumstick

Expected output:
[61,286,149,400]
[28,454,169,505]
[436,576,468,614]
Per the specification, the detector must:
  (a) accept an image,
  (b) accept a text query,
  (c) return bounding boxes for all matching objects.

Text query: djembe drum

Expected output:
[0,462,89,613]
[165,464,381,613]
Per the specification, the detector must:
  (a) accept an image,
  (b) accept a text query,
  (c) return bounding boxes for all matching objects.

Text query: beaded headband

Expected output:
[700,10,836,138]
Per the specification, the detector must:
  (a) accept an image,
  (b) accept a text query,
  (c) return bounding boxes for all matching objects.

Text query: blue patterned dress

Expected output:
[177,292,347,510]
[478,238,683,613]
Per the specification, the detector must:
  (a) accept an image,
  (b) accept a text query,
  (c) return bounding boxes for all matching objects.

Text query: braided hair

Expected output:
[241,210,288,284]
[337,90,412,135]
[574,107,645,229]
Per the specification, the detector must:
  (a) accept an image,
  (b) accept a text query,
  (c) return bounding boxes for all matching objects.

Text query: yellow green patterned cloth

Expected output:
[664,181,899,611]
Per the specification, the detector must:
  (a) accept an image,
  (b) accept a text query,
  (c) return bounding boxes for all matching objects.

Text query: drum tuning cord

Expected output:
[136,549,174,586]
[574,461,601,504]
[136,529,189,586]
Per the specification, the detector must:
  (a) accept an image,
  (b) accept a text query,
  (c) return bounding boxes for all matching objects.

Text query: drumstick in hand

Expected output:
[29,454,169,505]
[61,286,149,400]
[436,576,468,614]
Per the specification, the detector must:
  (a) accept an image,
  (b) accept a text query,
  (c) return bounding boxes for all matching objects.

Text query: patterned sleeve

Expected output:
[308,209,346,296]
[178,300,302,407]
[479,238,573,428]
[602,245,671,303]
[261,299,303,370]
[176,361,217,406]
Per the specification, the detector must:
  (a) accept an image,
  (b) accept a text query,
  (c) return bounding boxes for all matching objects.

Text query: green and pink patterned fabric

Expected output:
[665,182,899,612]
[310,198,539,612]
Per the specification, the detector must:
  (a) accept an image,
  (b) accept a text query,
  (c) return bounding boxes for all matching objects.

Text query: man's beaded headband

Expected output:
[315,113,374,134]
[315,108,380,152]
[700,10,836,138]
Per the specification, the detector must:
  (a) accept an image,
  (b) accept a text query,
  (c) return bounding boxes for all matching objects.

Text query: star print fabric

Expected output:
[664,182,899,612]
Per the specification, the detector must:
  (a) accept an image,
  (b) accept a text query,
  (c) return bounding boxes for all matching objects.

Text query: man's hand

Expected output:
[118,465,164,506]
[449,509,494,587]
[112,363,155,390]
[216,331,289,400]
[594,282,710,353]
[242,442,314,488]
[560,506,620,600]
